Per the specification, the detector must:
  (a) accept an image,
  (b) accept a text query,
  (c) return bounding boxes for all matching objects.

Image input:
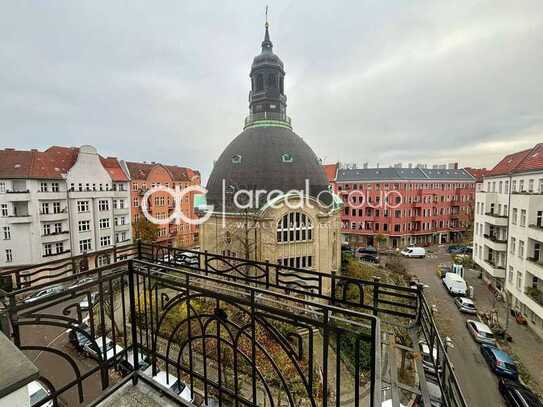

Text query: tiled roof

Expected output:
[464,167,490,181]
[322,163,338,182]
[336,167,474,182]
[0,146,127,181]
[125,161,198,182]
[486,143,543,176]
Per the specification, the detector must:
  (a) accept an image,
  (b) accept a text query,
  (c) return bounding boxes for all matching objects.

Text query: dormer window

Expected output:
[281,153,293,163]
[232,154,242,164]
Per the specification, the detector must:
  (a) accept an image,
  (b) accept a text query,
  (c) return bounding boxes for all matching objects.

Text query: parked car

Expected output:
[117,349,151,376]
[498,378,543,407]
[84,336,124,362]
[466,320,496,345]
[414,378,444,406]
[455,297,477,314]
[442,272,467,296]
[356,247,380,263]
[400,247,426,258]
[24,285,64,304]
[68,319,91,351]
[418,340,441,375]
[145,368,193,403]
[481,345,518,380]
[28,380,53,407]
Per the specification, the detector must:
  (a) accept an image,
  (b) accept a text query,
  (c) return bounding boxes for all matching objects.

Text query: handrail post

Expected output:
[331,271,337,305]
[265,260,270,290]
[137,239,142,260]
[372,277,381,316]
[204,250,209,276]
[127,260,139,385]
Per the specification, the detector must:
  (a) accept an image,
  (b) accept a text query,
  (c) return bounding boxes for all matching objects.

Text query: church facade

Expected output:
[200,22,341,276]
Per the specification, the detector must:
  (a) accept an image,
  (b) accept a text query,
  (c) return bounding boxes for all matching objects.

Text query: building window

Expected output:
[520,209,526,227]
[281,153,294,163]
[508,266,514,284]
[77,201,89,212]
[268,73,277,88]
[3,226,10,240]
[5,249,13,263]
[0,182,5,193]
[54,223,62,234]
[133,197,139,208]
[40,202,49,215]
[256,74,264,91]
[98,200,110,211]
[519,240,525,259]
[99,218,110,229]
[232,154,242,164]
[79,239,92,252]
[55,242,64,254]
[97,254,110,267]
[51,182,59,192]
[100,236,111,247]
[0,204,7,217]
[277,255,313,269]
[512,208,518,224]
[52,202,61,214]
[40,182,48,192]
[517,271,523,290]
[277,212,313,243]
[44,243,53,257]
[510,237,516,255]
[43,224,51,235]
[78,220,90,232]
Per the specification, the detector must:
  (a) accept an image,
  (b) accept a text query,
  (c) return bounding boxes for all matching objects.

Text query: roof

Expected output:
[322,163,338,182]
[125,161,198,182]
[336,167,475,182]
[486,143,543,176]
[206,126,330,211]
[0,146,127,181]
[464,167,489,181]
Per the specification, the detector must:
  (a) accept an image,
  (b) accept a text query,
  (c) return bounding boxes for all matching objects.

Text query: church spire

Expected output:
[261,6,272,52]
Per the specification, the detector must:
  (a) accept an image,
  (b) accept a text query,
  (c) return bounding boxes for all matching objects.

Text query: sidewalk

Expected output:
[464,268,543,396]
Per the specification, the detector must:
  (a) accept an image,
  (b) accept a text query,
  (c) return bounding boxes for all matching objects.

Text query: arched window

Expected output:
[277,212,313,243]
[268,73,277,88]
[279,77,284,94]
[256,74,264,91]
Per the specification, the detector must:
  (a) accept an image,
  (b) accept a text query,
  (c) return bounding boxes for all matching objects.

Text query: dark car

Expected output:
[481,344,518,380]
[356,246,380,263]
[498,378,543,407]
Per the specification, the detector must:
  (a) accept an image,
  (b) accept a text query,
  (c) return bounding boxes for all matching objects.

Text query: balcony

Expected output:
[38,191,67,200]
[484,212,508,227]
[113,206,130,215]
[528,224,543,243]
[527,257,543,279]
[483,234,507,251]
[41,230,70,243]
[8,214,32,224]
[481,258,506,279]
[42,249,71,258]
[5,189,30,201]
[0,243,467,407]
[525,287,543,307]
[40,209,69,222]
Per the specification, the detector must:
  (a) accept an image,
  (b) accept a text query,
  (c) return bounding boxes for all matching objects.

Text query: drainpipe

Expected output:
[503,174,513,332]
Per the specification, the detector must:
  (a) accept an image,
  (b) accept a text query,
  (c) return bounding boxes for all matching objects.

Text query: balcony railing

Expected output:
[483,234,507,244]
[0,242,468,407]
[526,287,543,306]
[244,112,292,128]
[484,212,508,219]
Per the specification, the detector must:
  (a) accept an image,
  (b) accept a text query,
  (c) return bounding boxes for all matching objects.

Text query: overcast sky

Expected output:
[1,1,542,181]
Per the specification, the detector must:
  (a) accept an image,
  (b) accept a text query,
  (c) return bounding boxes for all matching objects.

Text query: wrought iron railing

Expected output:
[0,242,468,407]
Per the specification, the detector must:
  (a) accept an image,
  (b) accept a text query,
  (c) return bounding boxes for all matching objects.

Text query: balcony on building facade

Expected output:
[42,249,71,258]
[527,257,543,280]
[528,224,543,243]
[0,242,468,407]
[41,230,70,243]
[482,257,506,279]
[484,212,509,226]
[39,208,69,222]
[37,191,68,200]
[8,214,32,224]
[5,190,31,202]
[525,287,543,308]
[483,233,507,251]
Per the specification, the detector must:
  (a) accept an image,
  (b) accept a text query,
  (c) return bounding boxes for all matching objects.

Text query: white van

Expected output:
[400,247,426,258]
[443,272,467,296]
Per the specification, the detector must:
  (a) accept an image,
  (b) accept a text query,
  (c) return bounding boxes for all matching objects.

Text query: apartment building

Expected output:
[473,143,543,337]
[331,167,475,248]
[123,161,201,248]
[0,145,131,272]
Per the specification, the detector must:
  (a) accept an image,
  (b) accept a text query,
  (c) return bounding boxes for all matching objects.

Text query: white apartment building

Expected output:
[473,143,543,338]
[0,145,132,276]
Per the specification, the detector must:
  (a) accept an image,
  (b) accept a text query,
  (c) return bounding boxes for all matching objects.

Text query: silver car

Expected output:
[455,297,477,314]
[466,320,496,346]
[24,285,64,304]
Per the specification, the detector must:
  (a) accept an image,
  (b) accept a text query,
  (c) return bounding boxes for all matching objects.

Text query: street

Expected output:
[395,247,506,407]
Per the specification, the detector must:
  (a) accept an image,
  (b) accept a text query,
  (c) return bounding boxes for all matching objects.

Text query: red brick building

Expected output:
[123,161,201,248]
[329,167,476,248]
